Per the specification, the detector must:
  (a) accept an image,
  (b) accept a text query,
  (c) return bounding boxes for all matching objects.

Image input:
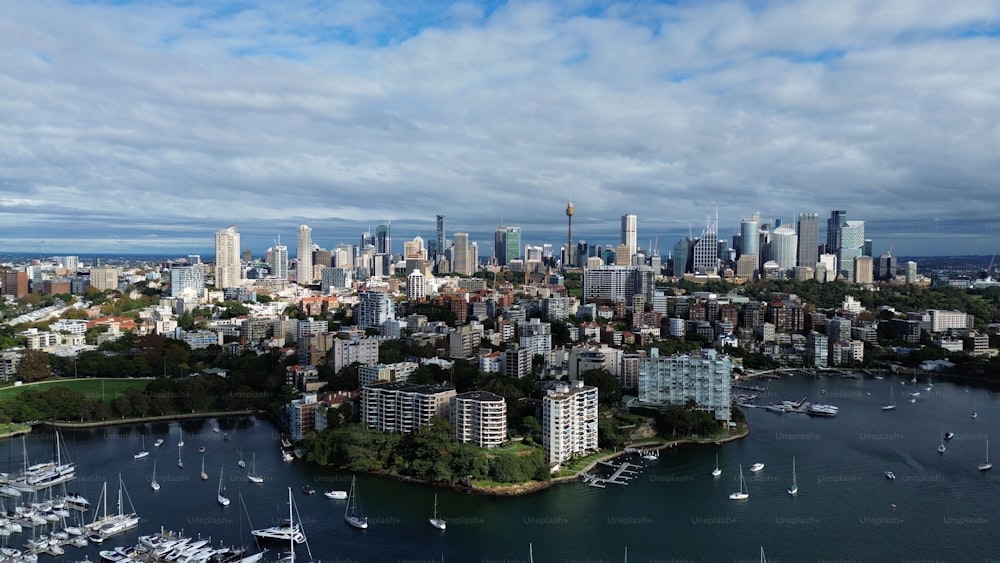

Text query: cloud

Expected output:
[1,0,999,256]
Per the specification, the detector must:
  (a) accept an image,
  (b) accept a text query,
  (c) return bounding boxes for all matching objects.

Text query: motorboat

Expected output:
[324,490,347,500]
[885,471,895,480]
[750,463,765,472]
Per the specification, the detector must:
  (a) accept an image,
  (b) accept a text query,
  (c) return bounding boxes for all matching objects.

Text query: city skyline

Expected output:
[3,1,1000,256]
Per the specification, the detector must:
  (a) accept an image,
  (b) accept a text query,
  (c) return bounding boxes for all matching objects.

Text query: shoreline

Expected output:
[37,410,261,429]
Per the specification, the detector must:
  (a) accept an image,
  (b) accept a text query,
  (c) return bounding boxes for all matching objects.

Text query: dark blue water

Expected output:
[4,372,1000,562]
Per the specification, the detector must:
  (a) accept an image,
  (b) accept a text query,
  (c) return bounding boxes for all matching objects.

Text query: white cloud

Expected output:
[1,0,999,255]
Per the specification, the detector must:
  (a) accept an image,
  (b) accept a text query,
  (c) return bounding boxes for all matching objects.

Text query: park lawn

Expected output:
[0,378,151,402]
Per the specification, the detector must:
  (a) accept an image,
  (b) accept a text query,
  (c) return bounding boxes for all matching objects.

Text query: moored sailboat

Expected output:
[787,457,798,495]
[429,494,446,530]
[344,475,368,529]
[729,465,749,500]
[218,466,230,506]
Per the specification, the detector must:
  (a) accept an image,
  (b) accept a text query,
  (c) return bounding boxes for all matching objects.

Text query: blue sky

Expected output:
[2,0,1000,257]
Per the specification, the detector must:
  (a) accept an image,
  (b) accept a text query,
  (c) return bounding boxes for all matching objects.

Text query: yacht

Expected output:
[750,463,765,472]
[344,475,368,529]
[429,494,446,530]
[133,436,150,460]
[324,490,347,500]
[729,465,749,500]
[978,440,992,471]
[885,471,895,480]
[153,438,164,448]
[251,520,306,544]
[944,432,954,440]
[711,453,722,478]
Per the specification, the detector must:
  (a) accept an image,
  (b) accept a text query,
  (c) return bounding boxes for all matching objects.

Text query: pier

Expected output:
[582,460,644,488]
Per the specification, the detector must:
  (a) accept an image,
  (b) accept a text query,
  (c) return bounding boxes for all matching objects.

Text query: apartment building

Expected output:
[361,382,456,434]
[451,391,507,448]
[542,381,599,465]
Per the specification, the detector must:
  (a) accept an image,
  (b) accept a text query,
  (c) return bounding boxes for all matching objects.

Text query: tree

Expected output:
[581,368,622,405]
[16,350,51,382]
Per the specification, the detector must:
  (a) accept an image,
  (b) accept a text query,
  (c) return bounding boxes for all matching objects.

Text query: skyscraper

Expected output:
[494,226,521,266]
[621,214,637,260]
[741,215,760,256]
[214,225,241,289]
[297,225,313,284]
[434,215,446,260]
[269,242,288,280]
[827,210,847,254]
[692,214,719,274]
[375,223,391,256]
[771,225,798,275]
[453,232,472,275]
[565,202,575,270]
[796,212,819,268]
[838,220,865,281]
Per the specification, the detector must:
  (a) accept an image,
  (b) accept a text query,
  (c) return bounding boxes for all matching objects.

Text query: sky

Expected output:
[2,0,1000,258]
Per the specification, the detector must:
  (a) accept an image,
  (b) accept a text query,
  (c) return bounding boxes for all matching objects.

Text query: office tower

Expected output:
[215,225,241,289]
[906,261,918,284]
[404,236,426,259]
[375,223,391,255]
[241,249,252,263]
[434,215,446,260]
[89,267,120,292]
[741,214,760,256]
[187,255,201,265]
[827,210,847,254]
[615,244,631,266]
[576,241,589,269]
[0,270,29,298]
[565,202,575,270]
[672,238,692,276]
[471,242,478,271]
[621,214,638,260]
[296,225,313,284]
[268,242,288,280]
[854,255,874,284]
[494,226,521,266]
[453,232,471,275]
[797,212,819,268]
[360,231,375,251]
[838,221,865,281]
[758,223,772,266]
[863,239,873,257]
[59,256,80,272]
[693,215,719,274]
[876,253,898,281]
[771,225,798,275]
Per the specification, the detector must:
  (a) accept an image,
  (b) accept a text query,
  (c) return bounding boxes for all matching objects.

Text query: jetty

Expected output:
[583,460,643,488]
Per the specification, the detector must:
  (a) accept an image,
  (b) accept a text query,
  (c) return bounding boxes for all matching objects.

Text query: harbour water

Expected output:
[4,371,1000,562]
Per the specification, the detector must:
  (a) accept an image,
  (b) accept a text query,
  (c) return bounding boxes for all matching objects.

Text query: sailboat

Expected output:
[177,444,183,469]
[344,475,368,529]
[787,457,798,495]
[429,494,446,530]
[218,466,231,506]
[178,428,184,448]
[134,436,149,460]
[86,475,140,543]
[938,428,946,454]
[972,396,978,419]
[248,453,264,484]
[200,457,208,481]
[150,461,160,491]
[925,375,933,392]
[978,440,992,471]
[908,378,919,402]
[881,386,896,411]
[729,465,749,500]
[712,453,721,477]
[238,450,246,469]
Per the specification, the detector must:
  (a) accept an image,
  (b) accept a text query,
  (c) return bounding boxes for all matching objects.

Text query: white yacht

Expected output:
[750,463,765,472]
[251,520,306,544]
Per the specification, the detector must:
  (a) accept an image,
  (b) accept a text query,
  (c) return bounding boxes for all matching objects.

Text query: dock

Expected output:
[582,460,644,488]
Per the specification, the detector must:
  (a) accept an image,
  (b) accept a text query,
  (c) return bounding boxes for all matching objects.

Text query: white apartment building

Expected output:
[19,328,59,350]
[329,336,380,374]
[361,382,456,434]
[357,291,396,330]
[636,349,732,422]
[451,391,507,448]
[928,309,971,333]
[518,318,552,357]
[542,381,599,465]
[357,362,419,387]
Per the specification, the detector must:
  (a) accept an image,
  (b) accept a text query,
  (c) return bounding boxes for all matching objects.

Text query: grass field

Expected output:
[0,378,151,401]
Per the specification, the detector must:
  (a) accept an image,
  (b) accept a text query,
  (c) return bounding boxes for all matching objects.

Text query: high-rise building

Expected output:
[693,214,719,274]
[741,215,760,256]
[838,221,865,281]
[169,266,205,298]
[636,349,732,422]
[672,238,692,276]
[853,256,874,284]
[268,243,288,280]
[827,210,847,254]
[375,223,391,255]
[89,267,120,292]
[406,269,426,302]
[357,291,395,330]
[451,391,507,449]
[771,225,798,275]
[453,232,472,276]
[215,225,241,289]
[565,202,575,270]
[876,253,897,281]
[796,212,819,268]
[621,214,637,260]
[0,270,29,298]
[542,381,599,465]
[296,225,313,284]
[906,261,918,284]
[494,226,521,266]
[434,215,446,260]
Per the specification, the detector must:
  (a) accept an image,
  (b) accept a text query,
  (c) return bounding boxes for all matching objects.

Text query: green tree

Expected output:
[16,350,51,382]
